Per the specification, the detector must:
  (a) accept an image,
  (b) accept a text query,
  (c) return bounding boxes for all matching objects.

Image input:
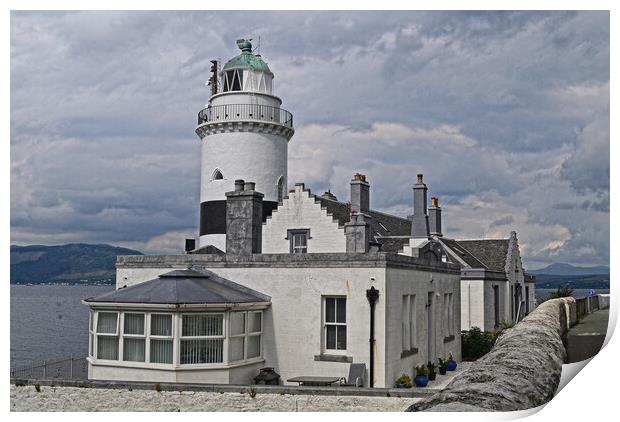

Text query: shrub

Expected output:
[155,383,162,392]
[415,365,428,376]
[34,384,41,393]
[395,373,413,387]
[248,386,257,398]
[461,327,495,361]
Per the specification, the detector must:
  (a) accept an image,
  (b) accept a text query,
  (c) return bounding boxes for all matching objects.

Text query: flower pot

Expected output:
[428,372,437,381]
[447,359,457,371]
[414,375,429,387]
[439,366,447,375]
[394,382,411,389]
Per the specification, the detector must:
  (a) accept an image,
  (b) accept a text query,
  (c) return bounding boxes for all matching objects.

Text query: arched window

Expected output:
[212,169,224,180]
[277,176,284,202]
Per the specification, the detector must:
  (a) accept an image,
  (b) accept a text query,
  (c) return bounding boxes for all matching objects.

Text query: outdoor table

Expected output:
[286,376,342,386]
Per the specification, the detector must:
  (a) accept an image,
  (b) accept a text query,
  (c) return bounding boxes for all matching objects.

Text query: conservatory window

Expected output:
[96,312,119,360]
[122,313,145,362]
[180,314,224,364]
[150,314,173,364]
[229,311,263,362]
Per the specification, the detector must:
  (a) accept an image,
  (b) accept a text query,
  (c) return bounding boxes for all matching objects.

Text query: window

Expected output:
[402,295,417,351]
[150,314,173,364]
[180,314,224,364]
[88,311,95,357]
[212,169,223,180]
[443,293,454,337]
[229,311,263,362]
[288,229,309,254]
[324,297,346,351]
[123,313,146,362]
[96,312,119,360]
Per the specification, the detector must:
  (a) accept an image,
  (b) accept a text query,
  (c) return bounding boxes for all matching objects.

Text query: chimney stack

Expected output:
[345,212,371,253]
[411,174,430,239]
[225,180,263,256]
[428,196,442,237]
[350,173,370,213]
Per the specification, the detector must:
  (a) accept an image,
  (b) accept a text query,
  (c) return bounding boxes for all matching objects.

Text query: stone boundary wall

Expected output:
[409,297,575,412]
[10,384,421,412]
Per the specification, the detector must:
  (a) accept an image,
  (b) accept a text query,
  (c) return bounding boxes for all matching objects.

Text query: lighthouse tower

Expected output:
[195,39,294,251]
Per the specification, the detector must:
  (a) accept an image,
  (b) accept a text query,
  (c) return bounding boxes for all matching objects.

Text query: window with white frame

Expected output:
[150,314,173,364]
[180,314,224,364]
[123,313,146,362]
[289,229,309,254]
[402,295,417,351]
[324,297,346,351]
[96,312,119,360]
[229,311,263,362]
[88,310,95,357]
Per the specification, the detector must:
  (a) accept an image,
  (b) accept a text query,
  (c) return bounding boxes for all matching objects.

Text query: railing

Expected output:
[575,295,601,320]
[10,355,88,381]
[197,104,293,129]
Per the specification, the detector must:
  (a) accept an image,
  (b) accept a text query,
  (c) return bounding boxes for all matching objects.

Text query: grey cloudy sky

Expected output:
[10,11,609,269]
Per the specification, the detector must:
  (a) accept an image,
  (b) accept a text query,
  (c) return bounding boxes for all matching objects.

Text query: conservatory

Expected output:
[83,269,271,384]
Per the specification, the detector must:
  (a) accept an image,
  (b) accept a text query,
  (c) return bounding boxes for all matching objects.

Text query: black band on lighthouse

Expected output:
[200,200,279,236]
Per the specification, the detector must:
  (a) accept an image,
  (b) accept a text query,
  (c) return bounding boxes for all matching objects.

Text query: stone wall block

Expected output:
[409,297,575,412]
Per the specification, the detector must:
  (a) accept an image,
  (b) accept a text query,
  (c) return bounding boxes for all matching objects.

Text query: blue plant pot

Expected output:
[414,375,429,387]
[447,359,457,371]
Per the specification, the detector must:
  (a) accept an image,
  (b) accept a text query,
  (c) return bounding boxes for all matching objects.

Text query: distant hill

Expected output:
[533,274,610,290]
[10,243,143,284]
[530,262,609,276]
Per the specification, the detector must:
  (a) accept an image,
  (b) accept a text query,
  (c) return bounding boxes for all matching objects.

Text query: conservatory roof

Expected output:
[84,269,270,305]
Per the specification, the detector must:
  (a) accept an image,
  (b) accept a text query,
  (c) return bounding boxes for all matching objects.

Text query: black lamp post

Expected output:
[366,286,379,388]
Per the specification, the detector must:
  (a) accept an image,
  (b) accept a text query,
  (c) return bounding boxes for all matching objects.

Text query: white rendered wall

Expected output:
[483,280,509,331]
[262,184,346,253]
[385,267,461,386]
[460,279,485,331]
[200,131,288,205]
[117,265,387,387]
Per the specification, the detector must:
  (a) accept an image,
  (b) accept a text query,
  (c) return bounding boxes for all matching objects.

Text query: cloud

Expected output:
[10,11,609,267]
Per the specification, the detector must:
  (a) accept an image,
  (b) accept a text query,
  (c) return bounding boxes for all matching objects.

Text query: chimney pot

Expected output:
[234,179,245,191]
[431,196,438,207]
[417,174,424,183]
[244,181,256,191]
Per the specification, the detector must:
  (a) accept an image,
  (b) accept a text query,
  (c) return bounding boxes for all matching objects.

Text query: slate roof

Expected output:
[439,237,510,272]
[439,238,488,269]
[84,269,270,305]
[314,196,412,243]
[456,239,510,272]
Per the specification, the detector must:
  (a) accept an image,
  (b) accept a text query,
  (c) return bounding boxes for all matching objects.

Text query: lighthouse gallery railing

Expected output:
[197,104,293,129]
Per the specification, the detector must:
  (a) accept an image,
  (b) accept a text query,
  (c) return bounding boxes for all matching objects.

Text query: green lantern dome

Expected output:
[222,39,273,76]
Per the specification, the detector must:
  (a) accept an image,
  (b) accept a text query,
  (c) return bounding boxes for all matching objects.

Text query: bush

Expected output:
[395,374,413,387]
[461,327,496,361]
[538,286,573,304]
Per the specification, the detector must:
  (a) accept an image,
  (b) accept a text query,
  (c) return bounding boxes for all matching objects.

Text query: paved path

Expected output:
[566,309,608,363]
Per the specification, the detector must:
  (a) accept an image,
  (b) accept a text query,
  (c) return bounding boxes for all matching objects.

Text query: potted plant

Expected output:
[394,373,412,388]
[427,361,437,381]
[447,353,458,371]
[437,357,448,375]
[414,365,429,387]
